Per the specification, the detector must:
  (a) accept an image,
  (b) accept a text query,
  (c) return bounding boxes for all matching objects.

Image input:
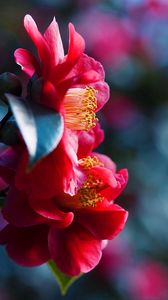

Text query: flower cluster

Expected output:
[0,15,128,277]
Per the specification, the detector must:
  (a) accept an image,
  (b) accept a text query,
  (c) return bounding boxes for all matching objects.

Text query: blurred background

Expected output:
[1,0,168,299]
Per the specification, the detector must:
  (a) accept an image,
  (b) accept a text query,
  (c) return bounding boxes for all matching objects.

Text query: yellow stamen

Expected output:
[79,156,104,170]
[64,86,98,131]
[79,174,104,207]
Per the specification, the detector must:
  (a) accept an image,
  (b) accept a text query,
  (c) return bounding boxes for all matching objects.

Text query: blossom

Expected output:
[13,15,109,197]
[128,261,168,300]
[77,9,134,66]
[0,15,128,279]
[0,153,128,276]
[15,14,109,114]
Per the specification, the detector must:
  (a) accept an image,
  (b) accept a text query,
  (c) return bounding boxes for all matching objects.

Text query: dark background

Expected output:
[1,1,168,299]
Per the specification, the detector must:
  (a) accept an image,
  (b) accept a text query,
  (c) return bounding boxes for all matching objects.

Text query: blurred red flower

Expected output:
[77,10,134,66]
[128,261,168,300]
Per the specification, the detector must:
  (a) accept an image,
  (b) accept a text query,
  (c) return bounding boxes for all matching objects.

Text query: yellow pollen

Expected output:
[78,174,104,207]
[79,156,104,170]
[64,86,98,131]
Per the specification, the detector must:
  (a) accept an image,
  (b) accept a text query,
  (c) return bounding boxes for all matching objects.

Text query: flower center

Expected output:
[79,156,104,170]
[78,174,104,207]
[64,86,98,131]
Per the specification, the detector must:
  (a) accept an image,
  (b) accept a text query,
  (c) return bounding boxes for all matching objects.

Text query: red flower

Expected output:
[0,15,128,278]
[0,153,128,276]
[13,15,109,197]
[128,261,168,300]
[77,9,134,66]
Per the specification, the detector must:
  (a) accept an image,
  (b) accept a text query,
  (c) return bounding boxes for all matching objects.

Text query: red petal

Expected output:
[67,23,85,62]
[77,204,128,240]
[52,24,85,84]
[61,54,109,110]
[77,123,104,159]
[15,130,82,198]
[70,53,105,83]
[14,48,41,77]
[41,80,61,111]
[92,152,116,172]
[92,81,110,111]
[6,225,50,266]
[57,53,109,101]
[101,168,128,200]
[89,167,128,201]
[2,186,44,227]
[29,197,74,228]
[44,17,64,66]
[48,224,102,276]
[24,15,50,76]
[91,166,118,188]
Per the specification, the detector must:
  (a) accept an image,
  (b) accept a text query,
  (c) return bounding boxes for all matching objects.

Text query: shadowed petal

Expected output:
[2,186,44,227]
[6,224,50,266]
[29,197,74,228]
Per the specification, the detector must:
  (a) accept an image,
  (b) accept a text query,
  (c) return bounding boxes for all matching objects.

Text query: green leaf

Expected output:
[0,99,8,122]
[5,94,64,169]
[48,260,82,295]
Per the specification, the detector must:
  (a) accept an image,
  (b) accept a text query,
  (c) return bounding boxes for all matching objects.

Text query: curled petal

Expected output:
[58,53,108,96]
[29,197,74,228]
[101,168,128,200]
[91,166,118,188]
[90,167,128,200]
[77,204,128,240]
[92,152,116,172]
[48,224,102,276]
[14,48,41,77]
[68,54,110,111]
[70,53,105,83]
